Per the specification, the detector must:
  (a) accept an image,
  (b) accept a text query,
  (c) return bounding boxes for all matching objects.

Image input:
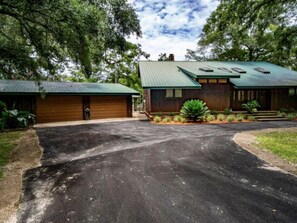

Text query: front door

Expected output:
[258,90,271,110]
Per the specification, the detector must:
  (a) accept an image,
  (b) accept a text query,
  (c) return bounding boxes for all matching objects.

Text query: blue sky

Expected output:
[128,0,219,60]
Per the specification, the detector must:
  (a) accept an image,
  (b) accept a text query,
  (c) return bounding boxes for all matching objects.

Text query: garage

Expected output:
[36,96,83,123]
[0,80,139,123]
[91,96,129,119]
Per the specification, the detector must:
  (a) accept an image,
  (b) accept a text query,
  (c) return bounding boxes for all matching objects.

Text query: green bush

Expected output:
[154,116,162,123]
[180,117,187,123]
[286,113,297,120]
[236,114,244,122]
[180,99,209,122]
[241,100,261,113]
[248,115,256,121]
[206,115,215,122]
[173,115,182,122]
[156,112,163,116]
[223,108,232,115]
[210,110,219,115]
[162,116,171,123]
[217,114,225,121]
[0,101,35,130]
[226,115,235,122]
[168,112,175,117]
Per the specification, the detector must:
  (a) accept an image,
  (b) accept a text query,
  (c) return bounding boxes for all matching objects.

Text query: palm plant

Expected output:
[241,100,261,113]
[180,99,209,122]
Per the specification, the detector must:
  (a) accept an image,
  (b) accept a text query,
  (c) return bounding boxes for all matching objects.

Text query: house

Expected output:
[0,80,139,123]
[138,60,297,113]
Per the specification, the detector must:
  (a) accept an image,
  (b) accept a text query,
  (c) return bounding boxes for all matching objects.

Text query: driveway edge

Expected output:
[233,128,297,177]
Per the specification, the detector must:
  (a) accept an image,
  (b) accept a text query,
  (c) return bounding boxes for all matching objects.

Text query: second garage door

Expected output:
[91,96,127,119]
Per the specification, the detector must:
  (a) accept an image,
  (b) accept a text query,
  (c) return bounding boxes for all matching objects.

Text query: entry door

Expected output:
[258,90,271,110]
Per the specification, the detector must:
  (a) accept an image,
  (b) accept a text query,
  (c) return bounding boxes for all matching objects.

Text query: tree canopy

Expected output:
[0,0,142,80]
[186,0,297,70]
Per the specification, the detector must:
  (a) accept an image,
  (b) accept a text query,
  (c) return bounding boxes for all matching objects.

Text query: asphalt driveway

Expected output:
[17,121,297,223]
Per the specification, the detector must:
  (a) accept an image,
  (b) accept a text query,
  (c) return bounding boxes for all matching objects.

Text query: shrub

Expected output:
[162,116,171,123]
[286,113,297,120]
[180,117,187,123]
[0,101,35,130]
[217,114,225,121]
[173,115,182,122]
[156,112,163,116]
[210,110,219,115]
[241,100,261,113]
[206,115,215,122]
[226,115,235,122]
[168,112,175,117]
[223,108,232,115]
[236,114,244,122]
[180,99,209,122]
[154,116,162,123]
[277,111,286,117]
[248,115,256,121]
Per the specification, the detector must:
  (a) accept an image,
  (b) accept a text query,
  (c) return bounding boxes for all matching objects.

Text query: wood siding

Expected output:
[36,96,83,123]
[90,96,128,119]
[271,88,297,110]
[148,83,230,113]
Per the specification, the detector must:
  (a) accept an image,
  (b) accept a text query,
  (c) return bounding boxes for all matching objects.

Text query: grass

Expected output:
[0,131,21,178]
[256,131,297,164]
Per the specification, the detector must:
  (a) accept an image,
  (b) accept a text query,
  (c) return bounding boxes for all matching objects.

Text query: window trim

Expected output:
[165,89,183,98]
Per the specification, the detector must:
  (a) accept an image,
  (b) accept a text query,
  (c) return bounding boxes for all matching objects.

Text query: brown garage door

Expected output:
[91,96,127,119]
[36,96,83,123]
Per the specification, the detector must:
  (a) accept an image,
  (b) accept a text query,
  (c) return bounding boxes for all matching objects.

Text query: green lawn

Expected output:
[0,131,22,178]
[256,131,297,164]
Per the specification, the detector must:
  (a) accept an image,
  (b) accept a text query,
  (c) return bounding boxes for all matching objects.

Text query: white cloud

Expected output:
[128,0,220,60]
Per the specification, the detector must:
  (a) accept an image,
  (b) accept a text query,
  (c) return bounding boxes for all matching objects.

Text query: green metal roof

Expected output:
[0,80,139,95]
[138,61,201,89]
[138,61,297,89]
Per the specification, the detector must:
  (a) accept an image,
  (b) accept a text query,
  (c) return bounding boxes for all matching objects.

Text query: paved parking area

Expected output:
[18,121,297,223]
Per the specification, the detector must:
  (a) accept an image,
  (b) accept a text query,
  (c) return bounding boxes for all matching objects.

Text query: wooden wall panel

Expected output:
[36,96,83,123]
[150,83,230,113]
[91,96,128,119]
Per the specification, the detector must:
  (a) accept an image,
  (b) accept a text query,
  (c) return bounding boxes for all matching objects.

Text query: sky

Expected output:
[127,0,220,60]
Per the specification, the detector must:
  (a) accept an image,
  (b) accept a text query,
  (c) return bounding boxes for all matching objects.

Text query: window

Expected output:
[166,89,183,98]
[218,79,227,84]
[166,89,174,98]
[231,67,246,73]
[254,67,270,74]
[289,88,295,96]
[175,89,182,98]
[208,79,217,84]
[237,90,245,101]
[199,67,213,72]
[198,79,207,84]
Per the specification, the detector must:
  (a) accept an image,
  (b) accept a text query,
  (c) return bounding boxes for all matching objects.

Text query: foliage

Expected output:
[223,108,232,115]
[210,110,219,115]
[180,99,210,122]
[0,0,143,80]
[0,131,21,178]
[156,112,163,116]
[180,117,187,123]
[226,115,235,122]
[286,113,297,120]
[168,112,175,117]
[157,53,171,61]
[186,0,297,71]
[236,114,244,122]
[162,116,171,123]
[0,101,35,130]
[153,116,162,123]
[206,114,215,122]
[242,100,261,113]
[217,114,225,121]
[173,115,182,122]
[256,131,297,163]
[247,115,256,121]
